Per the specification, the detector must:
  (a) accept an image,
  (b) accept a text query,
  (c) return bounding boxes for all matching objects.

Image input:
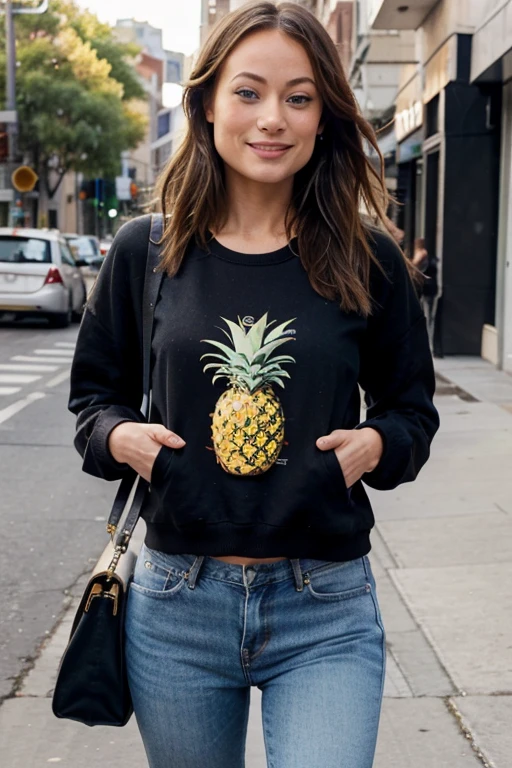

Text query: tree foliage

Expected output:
[0,0,147,199]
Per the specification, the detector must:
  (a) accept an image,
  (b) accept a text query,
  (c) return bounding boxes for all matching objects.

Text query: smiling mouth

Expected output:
[248,143,293,152]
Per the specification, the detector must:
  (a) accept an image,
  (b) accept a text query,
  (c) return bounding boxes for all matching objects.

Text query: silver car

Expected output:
[0,228,87,328]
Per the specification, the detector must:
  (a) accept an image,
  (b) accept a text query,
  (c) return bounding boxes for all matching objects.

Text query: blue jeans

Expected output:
[125,545,386,768]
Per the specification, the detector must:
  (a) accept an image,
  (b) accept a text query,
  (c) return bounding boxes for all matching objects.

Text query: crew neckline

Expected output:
[208,236,297,266]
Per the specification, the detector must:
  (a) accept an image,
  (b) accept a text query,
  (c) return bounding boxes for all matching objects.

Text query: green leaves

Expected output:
[201,314,296,392]
[6,0,147,189]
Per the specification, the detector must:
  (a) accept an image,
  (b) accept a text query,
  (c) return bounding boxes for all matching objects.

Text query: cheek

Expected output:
[213,100,252,141]
[293,111,322,142]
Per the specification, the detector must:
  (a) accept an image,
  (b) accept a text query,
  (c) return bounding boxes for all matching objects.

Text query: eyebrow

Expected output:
[230,72,316,88]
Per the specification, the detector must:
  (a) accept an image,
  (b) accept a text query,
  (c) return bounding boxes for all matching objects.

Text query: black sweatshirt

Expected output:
[69,214,439,561]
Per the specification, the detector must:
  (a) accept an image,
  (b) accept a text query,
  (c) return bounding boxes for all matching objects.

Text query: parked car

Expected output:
[0,228,87,327]
[63,233,104,271]
[99,236,113,257]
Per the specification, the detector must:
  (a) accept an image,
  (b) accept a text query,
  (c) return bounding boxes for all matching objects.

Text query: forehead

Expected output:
[220,29,315,82]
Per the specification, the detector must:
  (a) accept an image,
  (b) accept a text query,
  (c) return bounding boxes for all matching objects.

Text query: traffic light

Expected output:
[79,179,96,200]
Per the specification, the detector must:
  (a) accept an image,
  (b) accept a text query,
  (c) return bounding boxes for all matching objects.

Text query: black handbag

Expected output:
[52,213,165,727]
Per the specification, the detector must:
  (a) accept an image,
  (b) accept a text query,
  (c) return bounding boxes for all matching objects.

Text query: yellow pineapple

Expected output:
[201,313,296,475]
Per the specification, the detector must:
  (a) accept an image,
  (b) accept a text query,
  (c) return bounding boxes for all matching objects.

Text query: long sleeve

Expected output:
[68,215,151,480]
[358,232,440,491]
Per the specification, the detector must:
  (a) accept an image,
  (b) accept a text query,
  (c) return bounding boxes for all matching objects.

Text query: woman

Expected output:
[69,3,439,766]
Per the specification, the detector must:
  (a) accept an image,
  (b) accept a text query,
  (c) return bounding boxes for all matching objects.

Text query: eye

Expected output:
[235,88,258,100]
[287,95,313,106]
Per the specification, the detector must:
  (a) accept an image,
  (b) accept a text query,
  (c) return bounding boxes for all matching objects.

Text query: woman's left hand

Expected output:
[316,428,384,488]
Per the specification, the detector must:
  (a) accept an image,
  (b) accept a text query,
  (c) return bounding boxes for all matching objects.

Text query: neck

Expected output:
[218,168,293,243]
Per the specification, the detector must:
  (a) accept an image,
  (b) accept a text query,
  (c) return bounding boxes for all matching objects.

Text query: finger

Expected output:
[147,424,186,448]
[316,430,351,450]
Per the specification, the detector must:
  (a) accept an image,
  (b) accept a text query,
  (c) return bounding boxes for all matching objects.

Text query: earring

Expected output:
[318,134,324,141]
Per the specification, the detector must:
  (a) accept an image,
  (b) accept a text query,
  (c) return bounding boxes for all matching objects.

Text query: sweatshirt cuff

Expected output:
[356,419,413,490]
[81,406,143,481]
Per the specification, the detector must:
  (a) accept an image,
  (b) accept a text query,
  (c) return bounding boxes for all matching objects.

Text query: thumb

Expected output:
[316,430,350,450]
[147,424,186,448]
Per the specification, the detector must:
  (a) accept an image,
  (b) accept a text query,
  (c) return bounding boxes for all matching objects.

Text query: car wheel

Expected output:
[48,295,72,329]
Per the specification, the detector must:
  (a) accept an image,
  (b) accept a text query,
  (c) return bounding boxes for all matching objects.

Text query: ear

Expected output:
[204,94,214,124]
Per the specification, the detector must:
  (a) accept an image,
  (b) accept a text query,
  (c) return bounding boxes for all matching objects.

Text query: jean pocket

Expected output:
[304,558,371,602]
[130,548,188,598]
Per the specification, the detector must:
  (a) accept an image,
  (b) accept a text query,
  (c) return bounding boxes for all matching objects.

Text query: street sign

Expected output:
[0,1,48,14]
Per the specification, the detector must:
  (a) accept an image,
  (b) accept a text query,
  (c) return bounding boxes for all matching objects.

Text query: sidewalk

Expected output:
[0,357,511,767]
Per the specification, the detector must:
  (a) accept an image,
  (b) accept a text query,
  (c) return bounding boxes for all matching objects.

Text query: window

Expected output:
[0,236,51,263]
[59,242,77,266]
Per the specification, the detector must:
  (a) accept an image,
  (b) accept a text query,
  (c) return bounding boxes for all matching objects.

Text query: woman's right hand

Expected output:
[108,422,186,483]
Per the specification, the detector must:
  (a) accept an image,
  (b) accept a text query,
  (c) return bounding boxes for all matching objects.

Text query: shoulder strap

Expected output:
[106,213,165,544]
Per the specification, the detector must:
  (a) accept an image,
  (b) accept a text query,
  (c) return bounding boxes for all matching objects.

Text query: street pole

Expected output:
[5,0,18,226]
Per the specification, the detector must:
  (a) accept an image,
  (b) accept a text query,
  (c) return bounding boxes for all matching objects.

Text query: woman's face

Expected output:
[205,29,323,188]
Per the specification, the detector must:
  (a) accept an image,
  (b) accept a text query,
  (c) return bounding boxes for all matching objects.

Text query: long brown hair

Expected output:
[158,1,395,316]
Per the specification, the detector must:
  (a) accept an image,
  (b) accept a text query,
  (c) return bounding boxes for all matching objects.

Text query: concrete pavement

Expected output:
[0,356,511,767]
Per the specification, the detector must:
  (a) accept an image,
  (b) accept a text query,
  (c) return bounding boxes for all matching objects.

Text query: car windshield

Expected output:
[66,237,96,258]
[0,236,51,264]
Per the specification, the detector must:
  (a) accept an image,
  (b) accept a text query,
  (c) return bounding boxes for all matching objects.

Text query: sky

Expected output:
[75,0,202,55]
[75,0,202,106]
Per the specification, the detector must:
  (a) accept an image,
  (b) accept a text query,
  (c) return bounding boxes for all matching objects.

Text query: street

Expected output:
[0,322,511,766]
[0,321,115,702]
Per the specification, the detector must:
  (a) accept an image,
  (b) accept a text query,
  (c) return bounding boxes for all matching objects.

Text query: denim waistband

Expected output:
[141,545,354,592]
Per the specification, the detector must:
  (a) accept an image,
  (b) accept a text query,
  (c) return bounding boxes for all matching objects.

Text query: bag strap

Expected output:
[105,213,165,549]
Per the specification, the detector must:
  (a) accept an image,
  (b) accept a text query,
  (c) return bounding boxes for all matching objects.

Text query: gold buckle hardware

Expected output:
[106,523,117,538]
[84,582,120,616]
[106,544,125,582]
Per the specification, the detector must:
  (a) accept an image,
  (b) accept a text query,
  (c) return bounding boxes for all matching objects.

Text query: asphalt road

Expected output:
[0,318,116,703]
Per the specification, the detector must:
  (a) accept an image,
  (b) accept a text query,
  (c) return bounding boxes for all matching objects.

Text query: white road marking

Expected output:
[0,364,59,373]
[54,342,76,348]
[33,349,74,356]
[46,369,71,388]
[0,391,45,425]
[0,374,42,384]
[12,356,69,364]
[0,386,21,396]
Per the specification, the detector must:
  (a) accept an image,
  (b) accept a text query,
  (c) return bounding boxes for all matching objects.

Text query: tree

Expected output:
[0,0,147,223]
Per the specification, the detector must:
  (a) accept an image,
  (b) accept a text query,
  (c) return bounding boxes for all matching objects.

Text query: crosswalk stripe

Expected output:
[0,364,59,373]
[46,369,71,388]
[12,356,69,364]
[33,349,74,356]
[0,387,21,396]
[0,391,46,425]
[0,373,42,384]
[54,342,76,349]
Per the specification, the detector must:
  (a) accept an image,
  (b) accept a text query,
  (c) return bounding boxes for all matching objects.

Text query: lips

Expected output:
[248,143,292,151]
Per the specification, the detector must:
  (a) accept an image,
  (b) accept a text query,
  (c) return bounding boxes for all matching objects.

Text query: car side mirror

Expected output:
[75,259,89,268]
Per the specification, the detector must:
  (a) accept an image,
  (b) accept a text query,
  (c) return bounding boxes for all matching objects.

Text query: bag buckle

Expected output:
[84,582,120,616]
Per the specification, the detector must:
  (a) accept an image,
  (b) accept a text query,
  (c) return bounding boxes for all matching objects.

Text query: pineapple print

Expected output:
[201,313,296,476]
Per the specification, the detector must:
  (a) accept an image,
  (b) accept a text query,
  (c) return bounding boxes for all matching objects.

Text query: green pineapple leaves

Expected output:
[201,313,296,393]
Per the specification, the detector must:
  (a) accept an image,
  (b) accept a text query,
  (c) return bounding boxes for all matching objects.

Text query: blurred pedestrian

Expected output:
[69,3,439,766]
[412,237,438,351]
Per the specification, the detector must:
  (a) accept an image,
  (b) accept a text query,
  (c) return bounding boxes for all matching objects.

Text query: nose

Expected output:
[256,101,286,134]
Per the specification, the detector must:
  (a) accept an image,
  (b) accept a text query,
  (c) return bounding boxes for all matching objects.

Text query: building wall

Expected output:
[470,0,512,81]
[422,0,481,63]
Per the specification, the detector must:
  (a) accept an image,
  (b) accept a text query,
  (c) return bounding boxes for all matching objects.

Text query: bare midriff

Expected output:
[211,555,288,565]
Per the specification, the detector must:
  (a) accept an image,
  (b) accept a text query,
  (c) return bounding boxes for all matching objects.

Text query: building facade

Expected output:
[370,0,505,362]
[470,0,512,371]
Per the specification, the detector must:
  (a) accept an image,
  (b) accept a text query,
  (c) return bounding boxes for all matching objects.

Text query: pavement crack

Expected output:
[445,698,494,767]
[0,563,91,708]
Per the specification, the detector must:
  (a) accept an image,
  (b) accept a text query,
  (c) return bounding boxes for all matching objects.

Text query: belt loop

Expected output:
[290,558,304,592]
[186,555,205,589]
